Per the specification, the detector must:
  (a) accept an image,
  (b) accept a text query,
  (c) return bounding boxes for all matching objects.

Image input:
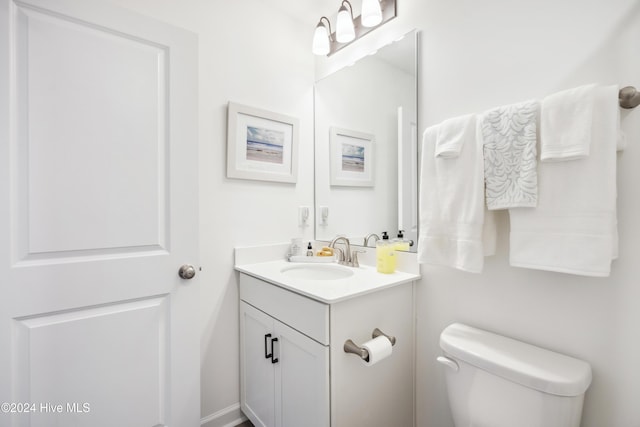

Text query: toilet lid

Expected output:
[439,323,592,396]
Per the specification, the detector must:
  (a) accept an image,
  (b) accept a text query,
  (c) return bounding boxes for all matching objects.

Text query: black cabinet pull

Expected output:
[264,333,272,359]
[270,337,279,364]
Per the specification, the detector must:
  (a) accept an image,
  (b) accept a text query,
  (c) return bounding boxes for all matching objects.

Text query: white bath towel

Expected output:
[483,209,498,257]
[418,115,495,273]
[434,114,475,158]
[482,100,539,210]
[509,85,620,277]
[617,105,627,152]
[540,84,597,162]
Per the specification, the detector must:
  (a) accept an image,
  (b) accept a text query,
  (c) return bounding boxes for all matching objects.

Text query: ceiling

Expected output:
[265,0,334,26]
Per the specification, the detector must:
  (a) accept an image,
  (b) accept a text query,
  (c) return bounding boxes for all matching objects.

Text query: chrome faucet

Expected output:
[363,233,380,247]
[329,236,352,265]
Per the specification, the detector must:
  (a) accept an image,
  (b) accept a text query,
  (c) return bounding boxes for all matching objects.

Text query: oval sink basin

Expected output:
[280,264,354,281]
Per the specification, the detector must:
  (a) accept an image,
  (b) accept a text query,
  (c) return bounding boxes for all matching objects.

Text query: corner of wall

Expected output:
[200,403,246,427]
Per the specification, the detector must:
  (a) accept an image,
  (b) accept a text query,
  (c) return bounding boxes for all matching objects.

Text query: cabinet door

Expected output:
[275,321,330,427]
[240,302,276,427]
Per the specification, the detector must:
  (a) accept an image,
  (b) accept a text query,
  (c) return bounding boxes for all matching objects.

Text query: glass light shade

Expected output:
[312,23,330,55]
[336,5,355,43]
[361,0,382,27]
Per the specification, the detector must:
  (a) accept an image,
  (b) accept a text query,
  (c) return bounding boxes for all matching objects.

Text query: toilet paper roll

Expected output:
[362,335,393,366]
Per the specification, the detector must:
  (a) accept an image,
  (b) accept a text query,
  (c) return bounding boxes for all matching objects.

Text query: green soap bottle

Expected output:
[376,232,396,274]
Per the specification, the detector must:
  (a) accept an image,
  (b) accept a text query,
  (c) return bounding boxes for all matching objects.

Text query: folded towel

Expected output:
[482,100,539,210]
[434,114,475,158]
[418,115,495,273]
[509,85,620,277]
[540,84,597,162]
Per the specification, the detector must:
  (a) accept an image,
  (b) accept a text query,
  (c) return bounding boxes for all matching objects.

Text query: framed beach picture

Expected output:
[329,127,374,187]
[227,102,299,183]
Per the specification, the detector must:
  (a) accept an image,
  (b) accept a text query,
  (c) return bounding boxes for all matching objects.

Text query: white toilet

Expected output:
[438,323,592,427]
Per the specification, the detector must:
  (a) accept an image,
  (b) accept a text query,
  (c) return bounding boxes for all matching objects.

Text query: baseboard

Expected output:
[201,403,247,427]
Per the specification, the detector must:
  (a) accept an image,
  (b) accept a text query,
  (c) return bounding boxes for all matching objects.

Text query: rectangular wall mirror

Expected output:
[314,29,418,252]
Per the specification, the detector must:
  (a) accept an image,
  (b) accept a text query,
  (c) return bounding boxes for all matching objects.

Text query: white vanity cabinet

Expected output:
[239,272,415,427]
[240,274,330,427]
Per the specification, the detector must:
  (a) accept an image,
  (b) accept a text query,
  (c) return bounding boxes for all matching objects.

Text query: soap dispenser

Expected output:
[306,242,314,256]
[393,230,411,252]
[376,232,396,274]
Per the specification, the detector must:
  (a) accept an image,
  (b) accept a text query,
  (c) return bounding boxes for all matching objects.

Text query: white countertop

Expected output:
[235,258,420,304]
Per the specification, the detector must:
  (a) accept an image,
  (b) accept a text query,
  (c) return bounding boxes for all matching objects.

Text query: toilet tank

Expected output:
[438,323,592,427]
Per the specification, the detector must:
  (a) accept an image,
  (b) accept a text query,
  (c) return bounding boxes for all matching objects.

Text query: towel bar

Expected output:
[619,86,640,109]
[344,328,396,361]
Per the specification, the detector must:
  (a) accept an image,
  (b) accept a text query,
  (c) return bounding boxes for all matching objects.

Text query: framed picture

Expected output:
[330,127,374,187]
[227,102,299,183]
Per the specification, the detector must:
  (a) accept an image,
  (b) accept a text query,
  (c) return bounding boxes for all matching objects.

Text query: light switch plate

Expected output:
[298,206,310,226]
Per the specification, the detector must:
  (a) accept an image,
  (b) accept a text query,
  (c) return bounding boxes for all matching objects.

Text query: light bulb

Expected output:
[361,0,382,27]
[312,21,330,55]
[336,3,355,43]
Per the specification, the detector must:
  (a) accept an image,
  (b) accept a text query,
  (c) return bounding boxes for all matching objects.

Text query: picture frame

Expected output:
[227,102,299,183]
[329,127,374,187]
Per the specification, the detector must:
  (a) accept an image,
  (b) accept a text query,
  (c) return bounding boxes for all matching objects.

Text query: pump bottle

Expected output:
[393,230,411,252]
[376,231,396,274]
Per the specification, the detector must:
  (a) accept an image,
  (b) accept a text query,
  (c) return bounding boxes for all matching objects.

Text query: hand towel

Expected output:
[434,114,475,158]
[483,209,498,256]
[482,100,539,210]
[509,85,620,277]
[612,99,626,258]
[540,84,597,162]
[418,115,495,273]
[617,105,627,152]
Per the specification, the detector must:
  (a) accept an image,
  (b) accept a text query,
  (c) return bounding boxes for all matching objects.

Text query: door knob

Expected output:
[178,264,196,280]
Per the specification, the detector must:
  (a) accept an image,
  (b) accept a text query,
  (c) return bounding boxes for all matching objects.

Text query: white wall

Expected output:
[101,0,315,424]
[320,1,640,426]
[100,0,640,426]
[407,1,640,426]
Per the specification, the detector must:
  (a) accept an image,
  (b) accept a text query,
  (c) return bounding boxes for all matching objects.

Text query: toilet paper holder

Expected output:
[344,328,396,361]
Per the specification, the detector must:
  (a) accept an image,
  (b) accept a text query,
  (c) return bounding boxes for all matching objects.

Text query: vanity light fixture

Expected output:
[312,0,397,56]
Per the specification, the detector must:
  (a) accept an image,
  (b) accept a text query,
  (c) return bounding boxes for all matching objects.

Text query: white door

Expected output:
[240,302,276,427]
[276,321,329,427]
[0,0,199,426]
